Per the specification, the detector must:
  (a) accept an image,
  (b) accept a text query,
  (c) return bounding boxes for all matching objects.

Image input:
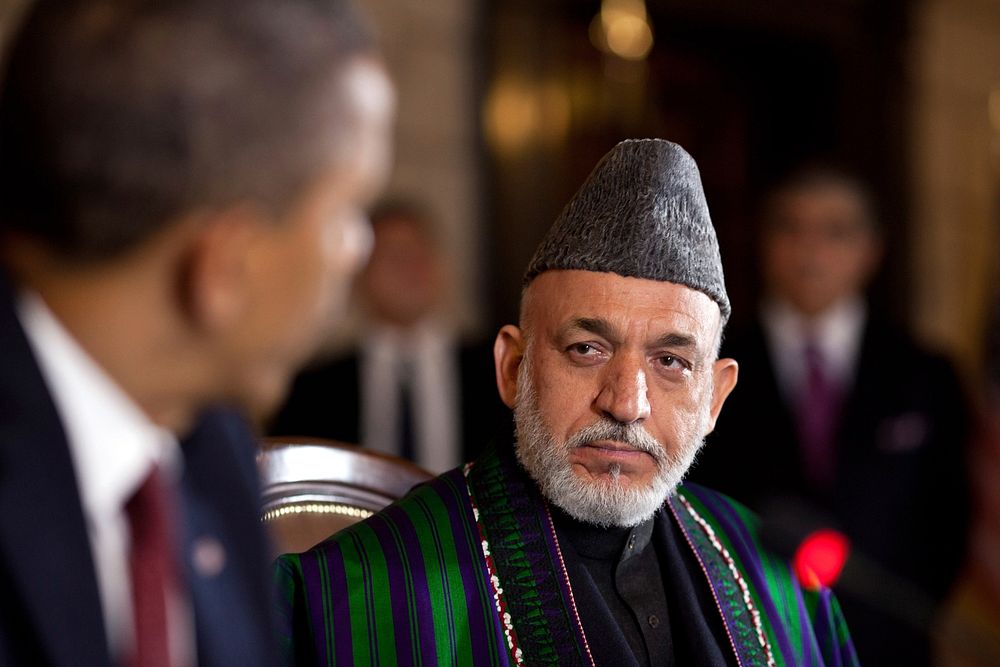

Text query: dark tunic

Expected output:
[553,507,733,666]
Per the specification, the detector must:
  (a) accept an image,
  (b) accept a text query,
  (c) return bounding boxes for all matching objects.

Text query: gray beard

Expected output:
[513,356,708,528]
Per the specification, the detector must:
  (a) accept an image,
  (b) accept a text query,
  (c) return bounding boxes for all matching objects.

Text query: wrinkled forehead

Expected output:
[520,269,723,349]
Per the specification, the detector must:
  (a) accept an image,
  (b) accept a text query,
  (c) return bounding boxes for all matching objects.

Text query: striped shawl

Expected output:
[274,448,858,665]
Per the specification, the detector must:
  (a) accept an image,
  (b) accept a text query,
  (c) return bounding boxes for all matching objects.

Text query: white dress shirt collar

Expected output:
[361,320,460,472]
[16,290,181,660]
[761,296,866,397]
[368,320,450,362]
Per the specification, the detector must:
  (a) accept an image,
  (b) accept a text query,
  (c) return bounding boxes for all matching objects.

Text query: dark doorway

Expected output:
[483,0,912,330]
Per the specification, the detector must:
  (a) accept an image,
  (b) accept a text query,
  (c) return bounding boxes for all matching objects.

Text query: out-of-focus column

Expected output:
[909,0,1000,384]
[912,6,1000,665]
[360,0,484,337]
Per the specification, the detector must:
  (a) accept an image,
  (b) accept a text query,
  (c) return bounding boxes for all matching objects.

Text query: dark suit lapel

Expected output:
[458,342,510,462]
[0,280,110,665]
[179,410,277,667]
[729,323,801,467]
[835,318,883,455]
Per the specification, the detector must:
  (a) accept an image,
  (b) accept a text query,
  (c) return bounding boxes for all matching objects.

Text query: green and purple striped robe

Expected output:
[274,448,858,665]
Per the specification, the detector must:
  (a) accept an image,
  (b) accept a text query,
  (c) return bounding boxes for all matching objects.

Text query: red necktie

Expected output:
[125,466,179,667]
[798,342,841,489]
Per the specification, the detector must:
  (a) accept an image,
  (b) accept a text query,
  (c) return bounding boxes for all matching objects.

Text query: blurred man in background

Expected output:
[691,165,971,665]
[0,0,393,664]
[271,200,504,471]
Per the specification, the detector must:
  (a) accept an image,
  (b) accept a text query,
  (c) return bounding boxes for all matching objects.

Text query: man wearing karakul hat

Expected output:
[274,139,859,665]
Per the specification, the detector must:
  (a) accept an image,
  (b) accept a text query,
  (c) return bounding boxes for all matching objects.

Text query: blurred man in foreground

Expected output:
[0,0,393,664]
[274,140,858,665]
[692,166,970,665]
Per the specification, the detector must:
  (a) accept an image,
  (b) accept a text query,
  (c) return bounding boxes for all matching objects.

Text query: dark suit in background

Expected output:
[270,199,510,470]
[270,340,508,467]
[689,163,973,665]
[691,315,970,666]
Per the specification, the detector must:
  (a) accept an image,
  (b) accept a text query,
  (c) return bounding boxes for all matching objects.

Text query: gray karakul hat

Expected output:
[524,138,730,321]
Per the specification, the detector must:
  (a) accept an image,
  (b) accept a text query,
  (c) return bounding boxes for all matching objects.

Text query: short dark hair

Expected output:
[369,197,439,240]
[0,0,376,261]
[762,163,880,233]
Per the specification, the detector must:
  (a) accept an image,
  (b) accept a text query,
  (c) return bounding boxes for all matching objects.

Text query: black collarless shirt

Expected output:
[551,506,734,666]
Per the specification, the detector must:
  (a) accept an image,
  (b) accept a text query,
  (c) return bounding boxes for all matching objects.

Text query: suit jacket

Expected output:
[690,315,971,665]
[269,341,508,464]
[0,277,277,666]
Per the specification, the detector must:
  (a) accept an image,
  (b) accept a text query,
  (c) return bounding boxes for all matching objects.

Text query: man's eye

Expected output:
[566,343,605,363]
[657,355,687,370]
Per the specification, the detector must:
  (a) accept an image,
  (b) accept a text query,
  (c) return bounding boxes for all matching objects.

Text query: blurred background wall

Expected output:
[361,0,488,337]
[910,0,1000,386]
[4,0,995,379]
[0,1,29,54]
[358,0,999,390]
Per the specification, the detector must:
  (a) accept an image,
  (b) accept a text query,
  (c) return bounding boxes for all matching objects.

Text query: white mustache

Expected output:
[564,418,666,463]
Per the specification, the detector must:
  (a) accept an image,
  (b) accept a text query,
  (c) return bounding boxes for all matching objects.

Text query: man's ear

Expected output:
[179,205,265,333]
[706,358,739,433]
[494,324,525,409]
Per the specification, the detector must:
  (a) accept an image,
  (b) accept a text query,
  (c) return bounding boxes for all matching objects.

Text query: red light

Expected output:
[793,529,850,590]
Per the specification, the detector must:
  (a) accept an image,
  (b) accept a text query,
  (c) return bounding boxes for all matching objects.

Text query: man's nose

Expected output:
[594,354,651,424]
